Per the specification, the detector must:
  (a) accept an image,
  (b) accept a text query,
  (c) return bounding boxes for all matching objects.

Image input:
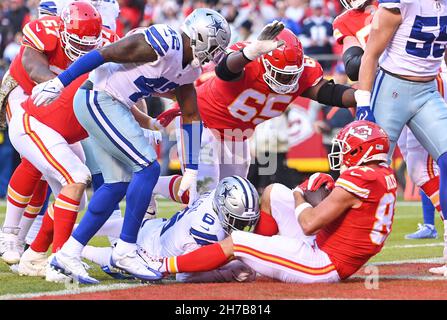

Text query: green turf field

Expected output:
[0,199,443,296]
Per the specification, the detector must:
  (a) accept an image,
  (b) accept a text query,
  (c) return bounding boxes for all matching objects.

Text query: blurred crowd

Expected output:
[0,0,348,197]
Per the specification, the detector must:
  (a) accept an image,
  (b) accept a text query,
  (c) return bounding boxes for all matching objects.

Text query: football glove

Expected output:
[156,106,181,128]
[355,89,376,122]
[242,20,285,61]
[178,168,198,206]
[31,77,64,107]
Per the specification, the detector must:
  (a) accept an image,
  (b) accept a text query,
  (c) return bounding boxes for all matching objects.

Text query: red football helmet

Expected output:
[59,1,103,61]
[261,28,304,94]
[328,120,389,170]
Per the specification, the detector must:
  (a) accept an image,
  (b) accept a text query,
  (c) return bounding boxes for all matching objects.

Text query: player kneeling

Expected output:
[144,120,397,283]
[80,175,259,283]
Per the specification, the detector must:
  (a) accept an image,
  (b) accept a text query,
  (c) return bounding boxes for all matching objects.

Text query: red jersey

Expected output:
[9,16,119,95]
[316,164,397,280]
[332,4,377,49]
[198,42,323,137]
[22,75,89,144]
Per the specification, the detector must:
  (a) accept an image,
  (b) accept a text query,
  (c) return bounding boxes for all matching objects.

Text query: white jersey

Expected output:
[38,0,120,31]
[90,24,202,108]
[379,0,447,76]
[137,191,226,258]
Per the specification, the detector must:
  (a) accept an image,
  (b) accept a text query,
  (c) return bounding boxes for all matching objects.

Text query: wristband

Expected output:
[294,202,313,220]
[354,89,371,106]
[58,50,105,87]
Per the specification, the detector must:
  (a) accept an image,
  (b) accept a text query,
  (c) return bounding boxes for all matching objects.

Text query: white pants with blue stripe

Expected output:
[372,69,447,161]
[73,89,157,183]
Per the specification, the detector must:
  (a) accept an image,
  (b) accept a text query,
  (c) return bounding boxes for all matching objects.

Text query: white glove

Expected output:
[142,129,162,146]
[178,168,198,206]
[242,20,285,61]
[148,117,164,131]
[31,77,65,107]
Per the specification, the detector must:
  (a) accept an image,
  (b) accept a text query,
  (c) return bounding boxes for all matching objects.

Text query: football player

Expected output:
[78,176,259,284]
[38,0,120,32]
[168,26,357,192]
[0,2,105,265]
[144,121,398,283]
[356,0,447,273]
[334,0,443,239]
[30,9,242,283]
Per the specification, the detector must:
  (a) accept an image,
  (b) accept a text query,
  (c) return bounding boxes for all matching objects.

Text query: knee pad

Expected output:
[72,163,92,185]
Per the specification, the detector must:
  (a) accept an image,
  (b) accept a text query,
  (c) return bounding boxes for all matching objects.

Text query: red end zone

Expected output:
[28,263,447,300]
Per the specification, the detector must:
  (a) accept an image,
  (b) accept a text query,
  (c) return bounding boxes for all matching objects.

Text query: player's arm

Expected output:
[342,36,364,81]
[357,7,401,93]
[22,47,57,84]
[215,21,285,82]
[302,78,356,108]
[295,187,360,236]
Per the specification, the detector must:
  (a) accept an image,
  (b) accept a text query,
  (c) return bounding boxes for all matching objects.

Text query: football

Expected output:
[303,184,332,207]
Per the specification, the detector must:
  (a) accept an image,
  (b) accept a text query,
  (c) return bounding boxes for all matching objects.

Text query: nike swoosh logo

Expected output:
[201,226,210,232]
[350,172,362,177]
[35,25,41,32]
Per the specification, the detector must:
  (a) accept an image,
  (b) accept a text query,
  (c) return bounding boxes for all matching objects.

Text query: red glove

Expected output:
[157,106,181,128]
[298,173,335,192]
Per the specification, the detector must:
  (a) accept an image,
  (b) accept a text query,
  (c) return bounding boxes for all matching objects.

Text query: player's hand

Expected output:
[31,77,64,107]
[305,172,335,192]
[178,168,198,206]
[242,20,285,61]
[157,106,181,128]
[142,129,162,146]
[354,90,375,122]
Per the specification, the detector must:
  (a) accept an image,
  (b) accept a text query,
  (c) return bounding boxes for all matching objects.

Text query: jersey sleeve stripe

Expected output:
[23,24,45,51]
[190,228,218,246]
[149,26,169,52]
[144,29,165,57]
[336,178,370,198]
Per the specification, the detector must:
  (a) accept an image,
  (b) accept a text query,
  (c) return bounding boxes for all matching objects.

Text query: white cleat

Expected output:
[50,252,99,284]
[18,248,47,277]
[110,247,162,282]
[428,265,447,276]
[0,227,25,264]
[46,259,71,283]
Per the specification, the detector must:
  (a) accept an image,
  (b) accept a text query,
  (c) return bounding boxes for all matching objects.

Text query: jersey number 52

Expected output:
[406,15,447,58]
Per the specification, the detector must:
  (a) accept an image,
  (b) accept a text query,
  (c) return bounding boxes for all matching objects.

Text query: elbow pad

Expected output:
[215,54,242,81]
[316,80,351,107]
[342,46,364,81]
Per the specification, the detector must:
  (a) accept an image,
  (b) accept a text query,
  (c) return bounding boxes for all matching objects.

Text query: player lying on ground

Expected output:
[355,0,447,275]
[144,120,397,283]
[80,176,259,284]
[334,0,443,240]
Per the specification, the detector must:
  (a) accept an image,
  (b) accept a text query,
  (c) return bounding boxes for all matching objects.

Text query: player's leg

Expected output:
[372,70,415,160]
[153,175,190,204]
[403,130,439,239]
[57,89,161,282]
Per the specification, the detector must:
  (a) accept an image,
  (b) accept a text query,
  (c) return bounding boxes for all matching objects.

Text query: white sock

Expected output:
[114,239,136,256]
[18,216,37,241]
[3,200,27,230]
[25,214,43,245]
[60,236,85,257]
[82,245,112,267]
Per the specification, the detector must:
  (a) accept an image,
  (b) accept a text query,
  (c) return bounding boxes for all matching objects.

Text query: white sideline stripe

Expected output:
[384,243,444,250]
[351,275,447,281]
[367,257,445,266]
[0,283,146,300]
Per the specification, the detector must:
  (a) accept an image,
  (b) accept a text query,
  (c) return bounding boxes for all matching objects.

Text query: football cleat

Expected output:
[428,265,447,277]
[18,248,47,277]
[101,265,135,280]
[46,262,71,283]
[0,227,25,264]
[405,224,438,240]
[110,247,162,281]
[144,195,158,220]
[50,252,99,284]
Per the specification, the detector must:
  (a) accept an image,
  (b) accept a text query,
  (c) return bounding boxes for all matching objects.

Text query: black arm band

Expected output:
[342,46,364,81]
[316,80,351,107]
[215,54,243,81]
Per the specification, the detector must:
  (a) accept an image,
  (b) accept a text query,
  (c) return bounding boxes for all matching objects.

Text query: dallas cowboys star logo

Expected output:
[221,184,234,198]
[207,15,225,36]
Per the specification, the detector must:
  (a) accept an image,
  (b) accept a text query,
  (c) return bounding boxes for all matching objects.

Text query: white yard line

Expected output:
[384,243,444,250]
[368,257,445,265]
[351,275,447,281]
[0,282,147,300]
